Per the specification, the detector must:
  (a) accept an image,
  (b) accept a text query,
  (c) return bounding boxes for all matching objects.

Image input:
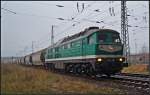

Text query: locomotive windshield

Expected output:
[98,33,107,43]
[112,33,121,43]
[98,32,121,44]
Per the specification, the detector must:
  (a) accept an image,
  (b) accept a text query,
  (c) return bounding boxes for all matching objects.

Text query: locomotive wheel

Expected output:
[86,64,94,76]
[81,64,86,75]
[85,64,89,75]
[73,64,78,74]
[67,64,73,73]
[65,65,69,73]
[65,64,71,73]
[76,64,82,74]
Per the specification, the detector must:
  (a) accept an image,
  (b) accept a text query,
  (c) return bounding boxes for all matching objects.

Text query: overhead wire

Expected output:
[54,1,148,40]
[55,1,149,38]
[68,2,121,29]
[52,1,98,39]
[54,3,121,39]
[69,7,121,30]
[54,2,113,33]
[32,2,98,46]
[33,2,65,7]
[70,1,97,21]
[1,7,60,20]
[37,1,149,46]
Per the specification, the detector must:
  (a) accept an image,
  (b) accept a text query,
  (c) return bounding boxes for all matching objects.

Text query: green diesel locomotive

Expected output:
[44,26,128,76]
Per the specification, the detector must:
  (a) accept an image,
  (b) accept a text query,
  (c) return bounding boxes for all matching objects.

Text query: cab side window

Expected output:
[88,35,94,44]
[112,34,121,43]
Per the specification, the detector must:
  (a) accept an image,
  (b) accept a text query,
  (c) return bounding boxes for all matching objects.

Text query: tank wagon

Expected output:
[44,26,128,76]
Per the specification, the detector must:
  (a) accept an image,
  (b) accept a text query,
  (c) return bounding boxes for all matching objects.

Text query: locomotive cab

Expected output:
[94,30,126,75]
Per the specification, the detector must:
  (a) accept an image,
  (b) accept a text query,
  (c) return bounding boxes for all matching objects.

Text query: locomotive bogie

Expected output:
[45,57,124,75]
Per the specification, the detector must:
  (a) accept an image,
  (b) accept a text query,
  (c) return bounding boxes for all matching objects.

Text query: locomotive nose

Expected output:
[96,61,123,75]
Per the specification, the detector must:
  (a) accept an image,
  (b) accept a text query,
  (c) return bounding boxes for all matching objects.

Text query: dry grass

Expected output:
[122,64,149,74]
[1,63,123,95]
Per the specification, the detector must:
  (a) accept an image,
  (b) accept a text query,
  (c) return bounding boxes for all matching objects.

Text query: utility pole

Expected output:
[51,25,54,46]
[31,41,34,65]
[121,1,130,64]
[51,25,58,45]
[32,41,34,54]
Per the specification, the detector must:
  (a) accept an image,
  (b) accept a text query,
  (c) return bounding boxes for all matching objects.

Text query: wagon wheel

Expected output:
[40,52,45,63]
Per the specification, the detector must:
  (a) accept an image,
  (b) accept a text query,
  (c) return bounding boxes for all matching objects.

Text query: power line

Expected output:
[2,3,99,50]
[70,1,97,21]
[69,9,121,29]
[1,8,16,14]
[69,3,121,29]
[51,1,148,42]
[86,3,121,20]
[1,7,70,21]
[43,2,121,41]
[34,2,65,7]
[53,1,97,33]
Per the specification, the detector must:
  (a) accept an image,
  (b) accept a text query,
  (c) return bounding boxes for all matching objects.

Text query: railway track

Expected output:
[111,73,150,94]
[20,64,150,94]
[52,69,150,94]
[55,70,150,94]
[116,73,149,78]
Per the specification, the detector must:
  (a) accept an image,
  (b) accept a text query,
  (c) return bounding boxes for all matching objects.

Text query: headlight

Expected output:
[119,58,123,61]
[97,58,102,62]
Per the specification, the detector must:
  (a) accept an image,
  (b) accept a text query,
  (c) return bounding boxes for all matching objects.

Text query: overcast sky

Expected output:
[1,1,149,57]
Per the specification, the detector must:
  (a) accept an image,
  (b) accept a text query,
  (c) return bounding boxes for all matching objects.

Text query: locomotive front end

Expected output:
[95,30,127,75]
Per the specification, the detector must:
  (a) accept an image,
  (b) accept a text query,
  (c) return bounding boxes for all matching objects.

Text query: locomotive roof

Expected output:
[61,27,119,43]
[99,29,119,33]
[47,27,119,48]
[61,27,99,43]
